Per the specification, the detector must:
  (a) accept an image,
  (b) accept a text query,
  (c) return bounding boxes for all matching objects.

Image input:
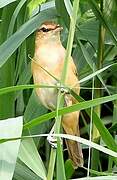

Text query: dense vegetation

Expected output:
[0,0,117,179]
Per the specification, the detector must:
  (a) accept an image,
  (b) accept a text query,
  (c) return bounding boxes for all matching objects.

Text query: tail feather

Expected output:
[62,111,84,168]
[65,137,83,168]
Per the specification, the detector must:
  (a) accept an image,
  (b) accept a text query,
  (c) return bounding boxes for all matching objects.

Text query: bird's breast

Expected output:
[34,44,65,69]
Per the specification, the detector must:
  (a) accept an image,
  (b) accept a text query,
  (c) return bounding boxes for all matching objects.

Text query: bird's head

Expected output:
[35,21,63,44]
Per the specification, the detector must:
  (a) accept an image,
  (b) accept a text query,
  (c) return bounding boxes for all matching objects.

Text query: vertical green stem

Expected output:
[47,0,80,179]
[87,64,95,177]
[47,91,64,180]
[112,78,117,127]
[61,0,80,84]
[108,77,117,172]
[47,148,57,180]
[91,0,105,171]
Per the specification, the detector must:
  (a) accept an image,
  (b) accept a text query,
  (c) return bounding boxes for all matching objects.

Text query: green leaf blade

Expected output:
[0,116,23,180]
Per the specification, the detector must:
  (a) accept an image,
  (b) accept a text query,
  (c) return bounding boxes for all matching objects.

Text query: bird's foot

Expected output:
[47,134,57,149]
[47,134,62,149]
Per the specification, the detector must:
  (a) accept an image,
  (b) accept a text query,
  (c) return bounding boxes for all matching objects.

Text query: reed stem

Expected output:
[91,0,106,171]
[47,0,80,179]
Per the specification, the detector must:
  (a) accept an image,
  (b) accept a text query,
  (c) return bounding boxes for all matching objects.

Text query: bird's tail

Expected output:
[62,111,83,168]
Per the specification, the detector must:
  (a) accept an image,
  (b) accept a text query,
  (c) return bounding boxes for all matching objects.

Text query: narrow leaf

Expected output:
[0,116,23,180]
[0,8,56,67]
[0,0,16,8]
[18,138,46,179]
[64,0,73,18]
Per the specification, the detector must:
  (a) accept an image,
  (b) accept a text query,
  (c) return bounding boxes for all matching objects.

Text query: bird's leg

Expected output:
[47,124,57,148]
[47,83,69,148]
[47,123,63,149]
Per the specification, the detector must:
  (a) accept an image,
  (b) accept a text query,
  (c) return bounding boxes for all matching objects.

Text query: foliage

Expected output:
[0,0,117,179]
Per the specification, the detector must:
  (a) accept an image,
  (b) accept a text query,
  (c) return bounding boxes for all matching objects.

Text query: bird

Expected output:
[31,21,83,168]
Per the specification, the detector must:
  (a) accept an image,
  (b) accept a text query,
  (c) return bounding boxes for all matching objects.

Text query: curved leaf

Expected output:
[0,8,57,67]
[0,116,23,180]
[18,139,46,179]
[0,0,16,8]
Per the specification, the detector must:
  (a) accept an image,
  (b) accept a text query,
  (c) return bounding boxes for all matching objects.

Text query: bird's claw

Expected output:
[47,134,57,148]
[47,134,62,149]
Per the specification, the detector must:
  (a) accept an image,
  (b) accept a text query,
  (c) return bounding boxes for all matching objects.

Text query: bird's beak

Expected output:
[55,26,63,32]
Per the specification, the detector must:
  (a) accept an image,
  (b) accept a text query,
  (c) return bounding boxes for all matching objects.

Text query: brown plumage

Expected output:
[32,21,83,168]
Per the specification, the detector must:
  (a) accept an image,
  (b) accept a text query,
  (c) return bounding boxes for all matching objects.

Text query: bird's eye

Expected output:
[40,27,50,32]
